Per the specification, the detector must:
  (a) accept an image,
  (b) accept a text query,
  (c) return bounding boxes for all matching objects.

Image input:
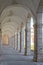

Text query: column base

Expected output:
[37,53,43,62]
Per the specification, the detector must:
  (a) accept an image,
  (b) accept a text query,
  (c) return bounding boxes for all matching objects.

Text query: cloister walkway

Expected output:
[0,45,43,65]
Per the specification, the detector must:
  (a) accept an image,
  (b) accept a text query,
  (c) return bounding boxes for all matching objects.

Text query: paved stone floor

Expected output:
[0,45,43,65]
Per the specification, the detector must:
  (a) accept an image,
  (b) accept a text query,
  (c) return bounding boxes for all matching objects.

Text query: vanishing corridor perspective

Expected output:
[0,0,43,64]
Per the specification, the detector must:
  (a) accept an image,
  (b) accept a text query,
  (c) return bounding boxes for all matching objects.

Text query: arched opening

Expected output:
[2,34,8,45]
[30,17,34,55]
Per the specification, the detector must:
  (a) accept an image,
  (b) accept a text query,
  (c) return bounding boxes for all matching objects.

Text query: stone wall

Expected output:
[37,7,43,61]
[37,13,42,54]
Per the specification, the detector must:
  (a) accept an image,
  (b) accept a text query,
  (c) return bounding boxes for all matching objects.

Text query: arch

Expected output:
[1,16,24,25]
[2,30,14,38]
[1,4,33,17]
[1,4,35,37]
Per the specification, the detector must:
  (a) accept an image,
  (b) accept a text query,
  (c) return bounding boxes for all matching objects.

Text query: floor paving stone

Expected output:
[0,45,43,65]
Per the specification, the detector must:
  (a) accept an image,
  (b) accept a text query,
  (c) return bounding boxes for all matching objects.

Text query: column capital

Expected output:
[33,24,43,28]
[33,24,37,27]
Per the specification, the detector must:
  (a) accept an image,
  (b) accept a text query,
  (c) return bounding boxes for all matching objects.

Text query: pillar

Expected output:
[37,12,42,61]
[15,33,17,50]
[19,23,23,52]
[18,32,20,51]
[12,36,15,48]
[17,33,18,50]
[15,33,18,50]
[19,31,22,52]
[15,34,16,50]
[14,35,15,49]
[27,18,31,55]
[0,23,2,55]
[21,27,25,54]
[33,23,37,62]
[24,18,31,55]
[33,10,42,62]
[15,32,18,50]
[24,27,27,55]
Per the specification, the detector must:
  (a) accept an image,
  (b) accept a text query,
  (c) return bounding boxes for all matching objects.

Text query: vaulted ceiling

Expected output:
[0,0,42,38]
[0,0,40,15]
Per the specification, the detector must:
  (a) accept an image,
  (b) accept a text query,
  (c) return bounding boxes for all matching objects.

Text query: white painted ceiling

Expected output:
[1,6,29,37]
[0,0,42,38]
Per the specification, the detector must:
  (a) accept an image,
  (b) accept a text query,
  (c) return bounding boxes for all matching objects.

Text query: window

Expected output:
[31,17,34,50]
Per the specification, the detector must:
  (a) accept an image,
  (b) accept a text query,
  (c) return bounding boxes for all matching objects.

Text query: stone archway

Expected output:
[0,4,36,60]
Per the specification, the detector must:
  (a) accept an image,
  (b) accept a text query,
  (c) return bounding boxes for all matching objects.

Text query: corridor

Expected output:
[0,0,43,64]
[0,45,33,65]
[0,45,43,65]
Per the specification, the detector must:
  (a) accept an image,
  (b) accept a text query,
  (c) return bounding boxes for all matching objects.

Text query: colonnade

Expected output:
[8,15,43,62]
[1,5,43,62]
[9,18,31,56]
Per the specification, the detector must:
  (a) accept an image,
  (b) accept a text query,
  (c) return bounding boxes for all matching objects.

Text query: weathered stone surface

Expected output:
[37,13,42,55]
[27,20,31,55]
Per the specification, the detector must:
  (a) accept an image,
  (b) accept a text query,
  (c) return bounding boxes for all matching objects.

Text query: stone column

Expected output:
[17,33,18,50]
[9,37,12,46]
[33,23,38,62]
[15,32,18,50]
[10,37,13,47]
[21,27,25,54]
[24,27,27,55]
[14,34,17,50]
[19,31,21,52]
[33,11,42,62]
[14,35,15,49]
[42,24,43,52]
[8,37,11,46]
[19,23,23,52]
[8,37,9,45]
[24,18,31,55]
[18,32,20,52]
[12,36,15,48]
[24,22,27,55]
[27,19,31,55]
[15,34,16,50]
[0,23,2,55]
[37,13,42,61]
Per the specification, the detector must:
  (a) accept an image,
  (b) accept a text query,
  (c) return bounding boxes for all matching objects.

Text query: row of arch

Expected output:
[0,4,35,38]
[1,4,38,62]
